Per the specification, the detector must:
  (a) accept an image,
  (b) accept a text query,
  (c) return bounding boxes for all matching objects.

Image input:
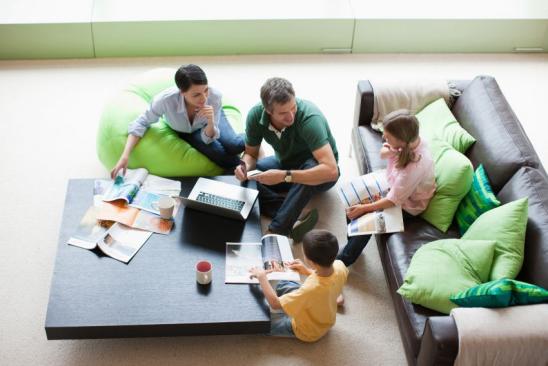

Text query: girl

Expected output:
[111,64,245,179]
[337,109,436,267]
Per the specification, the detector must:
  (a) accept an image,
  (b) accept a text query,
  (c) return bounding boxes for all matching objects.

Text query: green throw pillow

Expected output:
[420,138,474,232]
[462,198,528,281]
[450,278,548,307]
[416,98,476,153]
[455,164,501,235]
[398,239,496,314]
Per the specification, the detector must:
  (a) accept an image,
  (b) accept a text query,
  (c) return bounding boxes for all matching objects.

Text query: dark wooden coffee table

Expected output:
[45,176,269,339]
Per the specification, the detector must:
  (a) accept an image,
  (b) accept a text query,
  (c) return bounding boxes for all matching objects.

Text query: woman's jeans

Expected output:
[180,110,245,169]
[255,156,338,235]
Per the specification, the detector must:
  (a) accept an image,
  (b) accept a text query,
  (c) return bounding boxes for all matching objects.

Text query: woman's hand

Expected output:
[249,169,285,185]
[346,203,374,220]
[196,105,214,124]
[110,156,129,179]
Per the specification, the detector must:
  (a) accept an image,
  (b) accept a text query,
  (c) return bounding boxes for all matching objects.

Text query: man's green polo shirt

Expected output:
[245,99,339,169]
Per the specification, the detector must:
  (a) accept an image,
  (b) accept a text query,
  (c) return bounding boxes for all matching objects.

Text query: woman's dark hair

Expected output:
[174,64,208,92]
[302,230,339,268]
[260,77,295,112]
[383,109,420,169]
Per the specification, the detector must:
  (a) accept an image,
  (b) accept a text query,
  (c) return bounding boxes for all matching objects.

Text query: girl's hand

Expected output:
[249,169,285,185]
[346,203,374,220]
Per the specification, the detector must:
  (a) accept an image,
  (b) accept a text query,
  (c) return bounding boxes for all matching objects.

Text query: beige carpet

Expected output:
[1,54,547,366]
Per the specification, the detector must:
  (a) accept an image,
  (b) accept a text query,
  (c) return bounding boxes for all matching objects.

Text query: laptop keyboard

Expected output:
[196,192,245,212]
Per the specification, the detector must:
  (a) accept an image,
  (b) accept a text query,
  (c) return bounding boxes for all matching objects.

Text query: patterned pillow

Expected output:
[450,278,548,308]
[455,164,501,235]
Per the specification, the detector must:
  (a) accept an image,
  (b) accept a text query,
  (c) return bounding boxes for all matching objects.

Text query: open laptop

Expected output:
[180,178,259,221]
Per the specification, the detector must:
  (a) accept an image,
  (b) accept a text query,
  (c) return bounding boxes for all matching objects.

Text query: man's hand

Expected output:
[110,156,129,179]
[196,105,214,124]
[249,266,271,280]
[286,259,311,276]
[249,169,285,185]
[234,163,247,182]
[346,203,374,220]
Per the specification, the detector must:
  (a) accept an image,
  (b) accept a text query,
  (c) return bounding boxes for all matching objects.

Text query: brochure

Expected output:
[225,234,301,284]
[337,169,404,235]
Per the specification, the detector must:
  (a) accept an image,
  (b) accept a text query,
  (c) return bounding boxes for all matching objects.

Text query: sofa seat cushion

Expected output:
[452,76,542,192]
[497,167,548,289]
[352,125,385,175]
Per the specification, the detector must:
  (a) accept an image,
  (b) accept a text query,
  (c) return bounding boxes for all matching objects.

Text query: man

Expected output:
[235,77,339,242]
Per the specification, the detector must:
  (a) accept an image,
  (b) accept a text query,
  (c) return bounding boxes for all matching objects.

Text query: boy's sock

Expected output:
[290,208,319,243]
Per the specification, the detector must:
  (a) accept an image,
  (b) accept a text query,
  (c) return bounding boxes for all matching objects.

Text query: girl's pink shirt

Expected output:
[385,139,436,216]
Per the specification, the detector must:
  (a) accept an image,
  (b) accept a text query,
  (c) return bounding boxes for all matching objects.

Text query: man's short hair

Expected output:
[302,230,339,268]
[260,77,295,112]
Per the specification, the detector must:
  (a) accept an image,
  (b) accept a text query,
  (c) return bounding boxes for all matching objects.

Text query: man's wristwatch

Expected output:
[284,170,293,183]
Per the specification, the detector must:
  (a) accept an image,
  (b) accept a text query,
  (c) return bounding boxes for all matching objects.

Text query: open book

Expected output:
[67,206,153,263]
[337,169,404,236]
[225,234,301,284]
[103,168,181,215]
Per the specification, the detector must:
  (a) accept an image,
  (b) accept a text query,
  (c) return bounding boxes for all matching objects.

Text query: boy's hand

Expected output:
[249,266,271,280]
[285,259,311,275]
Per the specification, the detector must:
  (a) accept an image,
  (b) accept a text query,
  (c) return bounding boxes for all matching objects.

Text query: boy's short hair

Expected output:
[302,230,339,267]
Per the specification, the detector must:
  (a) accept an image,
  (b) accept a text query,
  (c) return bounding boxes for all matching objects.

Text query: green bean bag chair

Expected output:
[97,68,243,177]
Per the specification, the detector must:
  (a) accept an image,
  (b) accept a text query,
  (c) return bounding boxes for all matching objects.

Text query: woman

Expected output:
[110,64,245,178]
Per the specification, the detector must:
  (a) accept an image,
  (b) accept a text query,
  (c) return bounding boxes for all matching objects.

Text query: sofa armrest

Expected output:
[417,316,459,366]
[353,80,374,128]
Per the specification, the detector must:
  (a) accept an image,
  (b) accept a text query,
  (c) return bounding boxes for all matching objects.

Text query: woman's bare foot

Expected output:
[337,294,345,307]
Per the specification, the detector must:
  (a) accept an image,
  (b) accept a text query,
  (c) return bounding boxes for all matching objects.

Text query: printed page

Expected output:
[347,205,404,236]
[261,235,300,282]
[225,242,263,283]
[141,174,181,197]
[103,168,149,203]
[129,190,162,215]
[337,170,390,208]
[97,223,153,263]
[67,206,111,250]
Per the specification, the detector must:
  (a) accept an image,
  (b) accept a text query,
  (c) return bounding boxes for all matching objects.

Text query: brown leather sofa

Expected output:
[351,76,548,366]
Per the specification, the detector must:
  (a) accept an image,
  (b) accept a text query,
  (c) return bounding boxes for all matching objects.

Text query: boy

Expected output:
[249,230,348,342]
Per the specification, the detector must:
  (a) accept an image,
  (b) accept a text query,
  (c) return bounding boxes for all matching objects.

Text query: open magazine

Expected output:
[225,234,301,284]
[103,168,181,215]
[337,169,404,236]
[67,206,153,263]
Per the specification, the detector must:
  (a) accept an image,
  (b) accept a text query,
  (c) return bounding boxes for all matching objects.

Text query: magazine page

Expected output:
[103,168,149,203]
[97,223,153,263]
[347,205,404,236]
[129,190,162,215]
[141,174,181,197]
[225,235,300,284]
[67,206,111,250]
[225,242,263,284]
[261,235,300,282]
[337,170,390,208]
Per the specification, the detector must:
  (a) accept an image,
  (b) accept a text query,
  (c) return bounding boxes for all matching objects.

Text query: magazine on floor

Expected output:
[225,234,301,284]
[337,169,404,235]
[101,168,181,215]
[67,206,153,263]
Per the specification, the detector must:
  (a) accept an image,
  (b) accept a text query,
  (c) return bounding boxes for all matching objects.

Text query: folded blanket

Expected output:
[451,304,548,366]
[370,79,450,131]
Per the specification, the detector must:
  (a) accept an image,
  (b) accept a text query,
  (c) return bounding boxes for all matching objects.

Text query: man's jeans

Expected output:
[180,109,245,169]
[256,156,338,235]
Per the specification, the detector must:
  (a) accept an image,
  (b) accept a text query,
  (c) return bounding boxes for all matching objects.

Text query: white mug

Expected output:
[153,196,175,219]
[196,260,212,285]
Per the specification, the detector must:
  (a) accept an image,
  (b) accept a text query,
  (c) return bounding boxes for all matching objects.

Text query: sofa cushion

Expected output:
[420,139,474,232]
[497,167,548,289]
[398,239,496,314]
[416,98,476,153]
[450,278,548,308]
[462,197,528,281]
[455,164,501,235]
[452,75,541,193]
[352,125,386,175]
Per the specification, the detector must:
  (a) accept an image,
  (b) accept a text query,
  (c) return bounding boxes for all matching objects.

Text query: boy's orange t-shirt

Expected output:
[279,260,348,342]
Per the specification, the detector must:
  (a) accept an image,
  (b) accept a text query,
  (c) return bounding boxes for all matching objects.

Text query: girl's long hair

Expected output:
[383,109,420,169]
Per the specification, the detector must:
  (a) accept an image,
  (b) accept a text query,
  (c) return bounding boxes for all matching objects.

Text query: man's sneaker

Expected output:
[290,208,319,243]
